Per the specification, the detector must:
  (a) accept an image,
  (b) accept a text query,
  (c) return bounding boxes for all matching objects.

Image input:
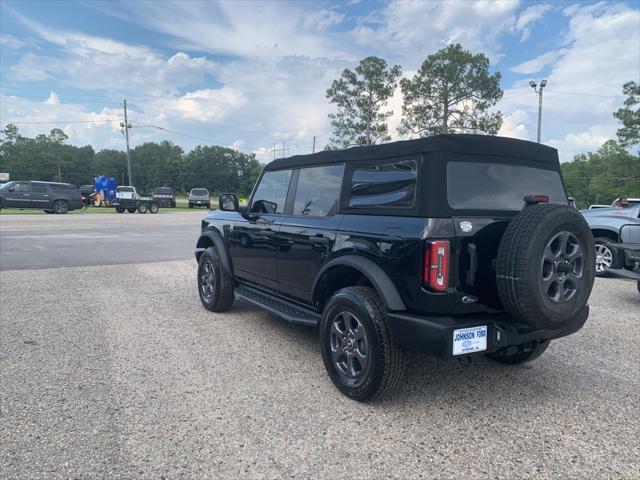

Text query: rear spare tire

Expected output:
[496,203,595,330]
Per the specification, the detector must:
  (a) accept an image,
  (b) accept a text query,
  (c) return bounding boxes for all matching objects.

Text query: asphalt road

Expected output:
[1,213,639,479]
[0,212,203,270]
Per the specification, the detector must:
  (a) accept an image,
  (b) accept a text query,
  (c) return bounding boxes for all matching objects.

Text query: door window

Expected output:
[251,170,292,214]
[32,183,47,193]
[11,182,30,193]
[293,165,344,216]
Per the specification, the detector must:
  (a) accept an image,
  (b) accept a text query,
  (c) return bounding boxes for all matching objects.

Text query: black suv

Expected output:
[0,180,83,214]
[195,135,595,401]
[152,186,177,208]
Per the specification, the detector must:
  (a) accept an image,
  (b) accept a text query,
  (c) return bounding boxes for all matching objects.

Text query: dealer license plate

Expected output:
[452,326,487,355]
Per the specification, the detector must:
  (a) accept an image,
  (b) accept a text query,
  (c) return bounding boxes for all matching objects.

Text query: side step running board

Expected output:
[235,285,320,327]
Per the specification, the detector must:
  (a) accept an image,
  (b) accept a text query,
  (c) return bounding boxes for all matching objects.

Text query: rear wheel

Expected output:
[148,202,159,214]
[594,237,617,276]
[188,203,193,209]
[137,203,148,214]
[115,207,125,213]
[43,210,54,214]
[197,246,235,312]
[320,287,404,402]
[127,207,137,213]
[486,339,550,365]
[53,200,69,214]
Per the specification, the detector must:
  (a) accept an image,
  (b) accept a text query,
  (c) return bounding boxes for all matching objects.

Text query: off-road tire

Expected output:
[320,286,405,402]
[127,207,137,213]
[593,237,617,276]
[197,246,235,312]
[53,200,69,214]
[496,203,595,330]
[486,339,550,365]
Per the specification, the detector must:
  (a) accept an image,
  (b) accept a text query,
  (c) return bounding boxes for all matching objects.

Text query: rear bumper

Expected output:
[387,305,589,358]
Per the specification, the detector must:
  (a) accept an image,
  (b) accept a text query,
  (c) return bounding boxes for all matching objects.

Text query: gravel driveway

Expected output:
[1,257,638,479]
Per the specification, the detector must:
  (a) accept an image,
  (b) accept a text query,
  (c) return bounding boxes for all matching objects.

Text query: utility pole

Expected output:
[529,80,547,143]
[121,99,133,185]
[312,136,316,154]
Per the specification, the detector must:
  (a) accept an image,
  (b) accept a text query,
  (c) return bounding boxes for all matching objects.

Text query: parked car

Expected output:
[0,180,83,214]
[151,186,176,208]
[581,204,640,275]
[188,188,210,208]
[194,135,595,401]
[609,224,640,296]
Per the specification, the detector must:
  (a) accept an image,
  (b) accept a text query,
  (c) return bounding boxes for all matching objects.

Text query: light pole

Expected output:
[529,80,547,143]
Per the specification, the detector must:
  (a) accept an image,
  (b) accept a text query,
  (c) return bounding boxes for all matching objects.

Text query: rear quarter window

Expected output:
[347,158,417,210]
[447,161,567,211]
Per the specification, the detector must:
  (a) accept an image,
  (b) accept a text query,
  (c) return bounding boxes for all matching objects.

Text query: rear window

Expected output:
[349,159,417,209]
[191,189,208,195]
[447,161,567,210]
[118,187,134,193]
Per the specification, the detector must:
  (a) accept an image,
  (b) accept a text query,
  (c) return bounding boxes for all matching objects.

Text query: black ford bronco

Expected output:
[195,135,595,401]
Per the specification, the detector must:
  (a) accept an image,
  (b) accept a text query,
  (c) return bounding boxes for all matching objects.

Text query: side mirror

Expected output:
[219,193,239,211]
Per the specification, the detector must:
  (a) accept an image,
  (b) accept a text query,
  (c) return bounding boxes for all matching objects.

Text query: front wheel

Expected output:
[486,339,550,365]
[53,200,69,214]
[594,237,617,276]
[197,247,235,312]
[320,286,405,402]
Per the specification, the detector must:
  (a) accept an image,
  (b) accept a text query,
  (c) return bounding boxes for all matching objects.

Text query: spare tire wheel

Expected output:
[496,203,595,330]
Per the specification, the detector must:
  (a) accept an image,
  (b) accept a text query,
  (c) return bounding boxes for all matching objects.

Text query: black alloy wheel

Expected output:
[541,231,584,304]
[53,200,69,214]
[197,246,235,312]
[329,311,370,382]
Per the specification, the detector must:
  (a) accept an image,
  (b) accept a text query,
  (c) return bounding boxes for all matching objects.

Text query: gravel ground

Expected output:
[1,258,638,479]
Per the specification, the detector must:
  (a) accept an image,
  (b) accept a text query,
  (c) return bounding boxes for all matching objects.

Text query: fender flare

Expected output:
[312,255,406,311]
[195,229,233,277]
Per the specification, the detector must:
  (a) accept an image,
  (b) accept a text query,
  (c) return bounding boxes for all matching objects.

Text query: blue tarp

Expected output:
[94,176,117,201]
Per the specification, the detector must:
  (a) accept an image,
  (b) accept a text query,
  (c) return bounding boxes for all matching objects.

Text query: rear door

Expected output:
[277,164,345,303]
[4,181,31,208]
[30,182,51,208]
[446,160,569,311]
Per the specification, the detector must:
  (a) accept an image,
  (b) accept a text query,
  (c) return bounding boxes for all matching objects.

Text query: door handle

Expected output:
[311,235,330,246]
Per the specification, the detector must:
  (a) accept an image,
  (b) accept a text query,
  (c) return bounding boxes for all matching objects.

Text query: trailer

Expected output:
[112,186,160,214]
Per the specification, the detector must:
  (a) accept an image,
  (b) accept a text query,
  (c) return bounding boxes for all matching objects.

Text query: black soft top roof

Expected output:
[264,134,559,171]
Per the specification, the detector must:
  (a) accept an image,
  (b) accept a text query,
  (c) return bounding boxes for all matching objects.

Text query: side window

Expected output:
[293,164,344,217]
[32,183,47,193]
[251,169,292,214]
[349,159,417,208]
[12,182,30,193]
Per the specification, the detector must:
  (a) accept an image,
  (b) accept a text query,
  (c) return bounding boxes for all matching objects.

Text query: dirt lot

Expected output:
[1,213,638,479]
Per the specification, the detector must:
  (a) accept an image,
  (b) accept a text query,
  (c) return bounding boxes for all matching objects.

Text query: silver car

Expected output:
[188,188,211,209]
[581,205,640,275]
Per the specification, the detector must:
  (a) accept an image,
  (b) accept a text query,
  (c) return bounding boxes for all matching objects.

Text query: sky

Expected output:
[0,0,639,163]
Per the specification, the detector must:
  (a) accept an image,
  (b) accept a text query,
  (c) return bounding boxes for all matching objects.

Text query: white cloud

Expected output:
[547,125,617,162]
[514,4,553,41]
[510,49,566,75]
[498,109,530,140]
[0,33,25,49]
[350,0,521,67]
[44,92,60,105]
[162,87,247,122]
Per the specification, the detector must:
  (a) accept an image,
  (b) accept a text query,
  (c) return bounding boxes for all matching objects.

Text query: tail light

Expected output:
[423,240,450,292]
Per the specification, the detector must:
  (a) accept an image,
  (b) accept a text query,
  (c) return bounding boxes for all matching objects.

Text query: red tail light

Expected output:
[423,240,450,292]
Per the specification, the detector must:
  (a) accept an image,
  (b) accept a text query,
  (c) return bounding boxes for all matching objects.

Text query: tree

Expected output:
[562,140,640,207]
[326,56,401,147]
[399,44,503,136]
[614,81,640,148]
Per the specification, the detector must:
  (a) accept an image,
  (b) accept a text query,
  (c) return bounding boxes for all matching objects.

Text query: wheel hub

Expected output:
[329,311,369,379]
[541,231,584,304]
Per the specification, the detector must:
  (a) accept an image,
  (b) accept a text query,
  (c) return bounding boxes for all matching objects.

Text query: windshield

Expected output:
[447,161,567,211]
[0,181,16,190]
[191,189,208,195]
